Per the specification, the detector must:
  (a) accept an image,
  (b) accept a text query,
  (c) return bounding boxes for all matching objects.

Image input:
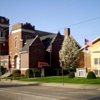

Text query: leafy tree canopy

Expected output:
[59,35,80,72]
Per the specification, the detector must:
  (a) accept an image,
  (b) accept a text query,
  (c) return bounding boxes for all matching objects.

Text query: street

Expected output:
[0,82,100,100]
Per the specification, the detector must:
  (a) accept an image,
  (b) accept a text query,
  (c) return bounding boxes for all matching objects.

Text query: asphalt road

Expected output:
[0,82,100,100]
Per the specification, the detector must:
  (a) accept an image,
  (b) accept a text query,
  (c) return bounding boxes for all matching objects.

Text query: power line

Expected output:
[30,0,92,21]
[19,0,92,24]
[23,0,77,20]
[18,0,97,34]
[30,32,100,46]
[50,16,100,32]
[10,0,94,34]
[76,32,100,40]
[0,31,100,52]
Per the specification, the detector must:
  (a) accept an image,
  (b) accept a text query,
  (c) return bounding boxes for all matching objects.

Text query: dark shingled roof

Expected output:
[40,34,57,50]
[20,36,38,53]
[35,30,55,37]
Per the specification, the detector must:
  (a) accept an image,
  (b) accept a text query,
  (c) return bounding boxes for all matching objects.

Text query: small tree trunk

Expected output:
[33,73,35,78]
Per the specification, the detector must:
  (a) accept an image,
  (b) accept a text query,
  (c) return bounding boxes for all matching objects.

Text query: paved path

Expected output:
[0,89,58,100]
[0,82,100,100]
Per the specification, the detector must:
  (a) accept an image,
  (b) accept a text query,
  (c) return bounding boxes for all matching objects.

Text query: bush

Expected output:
[32,68,40,77]
[25,69,33,78]
[12,70,21,77]
[87,71,96,79]
[0,66,7,75]
[68,72,75,78]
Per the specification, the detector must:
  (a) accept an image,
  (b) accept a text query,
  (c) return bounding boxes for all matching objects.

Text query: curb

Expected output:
[1,79,100,90]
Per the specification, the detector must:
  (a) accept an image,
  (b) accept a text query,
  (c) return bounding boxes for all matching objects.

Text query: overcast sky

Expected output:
[0,0,100,46]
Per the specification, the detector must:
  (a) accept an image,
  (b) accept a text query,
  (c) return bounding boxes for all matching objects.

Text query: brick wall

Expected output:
[29,37,46,68]
[0,55,10,69]
[51,33,63,68]
[21,53,29,68]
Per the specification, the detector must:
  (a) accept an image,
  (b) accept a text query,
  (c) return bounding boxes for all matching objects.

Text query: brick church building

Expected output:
[0,16,80,76]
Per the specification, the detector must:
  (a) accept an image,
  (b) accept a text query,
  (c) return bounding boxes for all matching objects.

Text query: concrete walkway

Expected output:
[1,79,100,90]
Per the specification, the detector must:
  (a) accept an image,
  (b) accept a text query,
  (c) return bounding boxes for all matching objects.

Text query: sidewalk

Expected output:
[1,79,100,90]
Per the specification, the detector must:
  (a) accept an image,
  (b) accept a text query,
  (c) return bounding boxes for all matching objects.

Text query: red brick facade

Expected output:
[0,16,65,76]
[0,16,79,76]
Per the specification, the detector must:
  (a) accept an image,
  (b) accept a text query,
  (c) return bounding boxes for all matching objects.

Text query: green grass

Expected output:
[14,76,100,84]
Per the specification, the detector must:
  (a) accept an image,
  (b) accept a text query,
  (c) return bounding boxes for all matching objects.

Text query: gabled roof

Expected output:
[40,34,56,50]
[40,33,59,51]
[92,36,100,44]
[40,32,81,51]
[20,35,38,53]
[80,36,100,50]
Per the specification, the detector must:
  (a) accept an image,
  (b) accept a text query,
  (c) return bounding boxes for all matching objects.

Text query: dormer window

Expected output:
[15,37,17,48]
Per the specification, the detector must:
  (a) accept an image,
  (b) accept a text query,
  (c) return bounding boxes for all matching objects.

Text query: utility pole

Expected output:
[62,61,64,86]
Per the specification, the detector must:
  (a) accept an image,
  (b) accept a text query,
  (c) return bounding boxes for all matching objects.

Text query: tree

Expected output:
[59,35,80,73]
[25,69,33,78]
[32,68,40,78]
[0,66,7,75]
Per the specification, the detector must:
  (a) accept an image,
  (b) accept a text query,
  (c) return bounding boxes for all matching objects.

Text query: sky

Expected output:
[0,0,100,47]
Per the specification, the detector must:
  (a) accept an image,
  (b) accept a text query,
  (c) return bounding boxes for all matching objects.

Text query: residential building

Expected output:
[76,37,100,77]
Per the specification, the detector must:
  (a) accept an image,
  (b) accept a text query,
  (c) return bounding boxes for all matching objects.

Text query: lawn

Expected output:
[13,76,100,84]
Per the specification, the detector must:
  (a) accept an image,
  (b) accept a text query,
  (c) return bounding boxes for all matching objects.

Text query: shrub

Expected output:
[32,68,40,77]
[25,69,33,78]
[87,71,96,79]
[12,70,21,77]
[68,72,75,78]
[13,73,20,77]
[0,66,7,75]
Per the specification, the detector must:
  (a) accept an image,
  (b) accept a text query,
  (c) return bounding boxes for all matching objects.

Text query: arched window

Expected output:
[15,37,17,48]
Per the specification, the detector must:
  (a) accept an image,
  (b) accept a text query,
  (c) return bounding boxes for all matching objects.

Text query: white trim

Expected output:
[29,35,38,46]
[2,59,9,61]
[12,28,35,34]
[14,53,18,56]
[80,36,100,50]
[12,29,21,33]
[20,51,28,53]
[21,68,29,70]
[92,36,100,44]
[0,24,9,27]
[20,39,23,41]
[41,68,45,77]
[76,68,86,77]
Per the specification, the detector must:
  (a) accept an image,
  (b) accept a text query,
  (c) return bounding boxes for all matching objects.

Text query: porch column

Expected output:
[41,68,45,77]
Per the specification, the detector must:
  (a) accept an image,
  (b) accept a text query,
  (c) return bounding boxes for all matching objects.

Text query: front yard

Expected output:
[11,76,100,84]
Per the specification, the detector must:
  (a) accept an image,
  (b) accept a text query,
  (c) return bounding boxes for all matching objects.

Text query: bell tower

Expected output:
[0,16,9,55]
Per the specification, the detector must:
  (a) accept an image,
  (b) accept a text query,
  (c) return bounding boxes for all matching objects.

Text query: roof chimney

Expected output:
[64,28,70,36]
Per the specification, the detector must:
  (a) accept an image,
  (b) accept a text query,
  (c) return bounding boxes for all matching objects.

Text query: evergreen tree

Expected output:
[59,35,80,72]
